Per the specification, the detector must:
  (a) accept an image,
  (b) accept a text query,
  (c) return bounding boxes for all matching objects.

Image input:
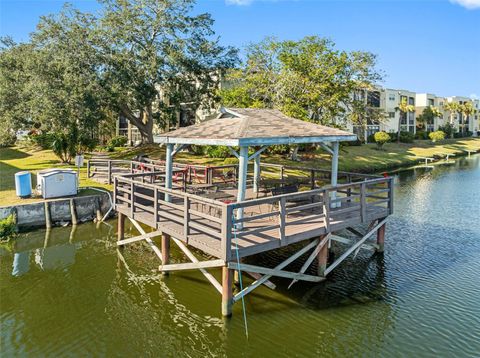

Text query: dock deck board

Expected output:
[117,201,389,259]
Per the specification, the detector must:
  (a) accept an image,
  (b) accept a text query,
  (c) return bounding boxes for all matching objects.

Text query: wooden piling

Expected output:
[44,201,52,229]
[161,233,171,276]
[117,212,125,242]
[376,220,386,253]
[70,199,78,225]
[317,237,329,277]
[95,197,102,222]
[221,266,233,317]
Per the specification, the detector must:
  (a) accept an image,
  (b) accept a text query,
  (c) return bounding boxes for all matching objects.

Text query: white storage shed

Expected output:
[37,169,78,199]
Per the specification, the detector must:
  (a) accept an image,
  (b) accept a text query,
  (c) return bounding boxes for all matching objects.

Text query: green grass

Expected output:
[110,137,480,173]
[0,147,110,205]
[1,137,479,206]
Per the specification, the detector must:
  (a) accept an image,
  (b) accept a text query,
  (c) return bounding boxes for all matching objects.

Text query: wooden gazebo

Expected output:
[156,107,357,220]
[113,107,393,317]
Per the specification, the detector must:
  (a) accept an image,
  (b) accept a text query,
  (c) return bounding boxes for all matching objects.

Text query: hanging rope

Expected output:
[232,211,249,339]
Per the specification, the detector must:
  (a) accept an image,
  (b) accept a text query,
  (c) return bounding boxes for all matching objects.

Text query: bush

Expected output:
[439,123,455,139]
[415,131,429,140]
[429,130,446,143]
[189,145,205,155]
[0,128,16,147]
[400,131,415,143]
[453,131,473,138]
[0,214,17,241]
[374,131,390,150]
[108,135,128,148]
[267,144,290,155]
[205,145,231,158]
[29,132,55,149]
[344,139,363,146]
[52,132,76,163]
[78,133,98,153]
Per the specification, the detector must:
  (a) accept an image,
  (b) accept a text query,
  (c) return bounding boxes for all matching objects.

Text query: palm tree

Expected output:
[443,101,460,126]
[459,102,475,133]
[395,97,415,143]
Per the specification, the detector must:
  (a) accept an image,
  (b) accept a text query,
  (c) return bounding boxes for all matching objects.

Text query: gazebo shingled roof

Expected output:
[157,107,356,221]
[155,107,357,146]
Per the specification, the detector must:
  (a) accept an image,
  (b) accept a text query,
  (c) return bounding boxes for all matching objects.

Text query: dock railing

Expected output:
[88,158,378,187]
[88,158,239,185]
[113,170,393,261]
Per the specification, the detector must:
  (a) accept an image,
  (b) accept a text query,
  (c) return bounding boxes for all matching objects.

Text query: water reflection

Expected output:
[11,227,77,276]
[1,155,480,357]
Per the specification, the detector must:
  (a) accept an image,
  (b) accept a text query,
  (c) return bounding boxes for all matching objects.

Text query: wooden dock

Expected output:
[111,165,392,316]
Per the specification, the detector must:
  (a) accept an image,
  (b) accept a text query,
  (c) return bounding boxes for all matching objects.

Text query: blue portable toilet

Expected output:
[15,171,32,198]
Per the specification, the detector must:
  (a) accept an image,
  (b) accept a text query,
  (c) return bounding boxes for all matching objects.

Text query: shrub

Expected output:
[108,135,128,148]
[399,131,415,143]
[453,131,473,139]
[78,133,98,153]
[429,130,446,143]
[223,157,238,166]
[205,145,231,158]
[189,145,205,155]
[439,123,455,139]
[374,131,390,150]
[267,144,290,155]
[387,132,397,142]
[29,132,55,149]
[0,128,16,147]
[0,214,17,241]
[344,139,363,146]
[415,131,429,140]
[52,132,76,163]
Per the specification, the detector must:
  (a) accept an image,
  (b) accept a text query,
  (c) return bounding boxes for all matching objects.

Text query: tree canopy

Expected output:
[0,0,238,145]
[220,36,383,126]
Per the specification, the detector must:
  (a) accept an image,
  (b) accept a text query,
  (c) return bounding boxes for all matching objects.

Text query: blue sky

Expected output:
[1,0,478,98]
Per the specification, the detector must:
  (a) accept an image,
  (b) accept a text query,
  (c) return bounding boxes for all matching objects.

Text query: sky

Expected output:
[0,0,478,98]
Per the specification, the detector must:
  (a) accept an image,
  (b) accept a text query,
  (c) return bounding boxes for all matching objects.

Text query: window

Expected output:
[388,112,395,118]
[439,101,444,106]
[408,97,414,105]
[367,91,381,107]
[428,99,434,106]
[389,94,396,101]
[409,112,415,125]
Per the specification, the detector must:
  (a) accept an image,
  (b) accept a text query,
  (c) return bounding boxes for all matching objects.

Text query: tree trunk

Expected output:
[397,112,402,143]
[120,104,155,144]
[290,146,300,161]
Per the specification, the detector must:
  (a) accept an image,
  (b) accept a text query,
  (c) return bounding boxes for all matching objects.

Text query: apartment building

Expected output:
[415,93,448,132]
[415,94,479,135]
[445,96,478,134]
[344,88,417,140]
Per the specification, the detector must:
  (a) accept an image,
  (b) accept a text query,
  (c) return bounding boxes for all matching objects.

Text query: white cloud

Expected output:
[225,0,254,5]
[450,0,480,9]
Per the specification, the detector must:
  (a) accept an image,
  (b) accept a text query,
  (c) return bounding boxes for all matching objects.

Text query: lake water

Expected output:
[1,156,479,357]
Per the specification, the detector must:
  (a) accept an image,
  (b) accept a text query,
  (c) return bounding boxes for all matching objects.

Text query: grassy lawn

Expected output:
[0,146,111,206]
[111,137,480,173]
[1,137,480,206]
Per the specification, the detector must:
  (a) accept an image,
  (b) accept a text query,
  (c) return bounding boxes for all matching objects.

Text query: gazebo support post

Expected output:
[236,146,249,224]
[165,143,174,202]
[330,141,340,208]
[253,154,260,193]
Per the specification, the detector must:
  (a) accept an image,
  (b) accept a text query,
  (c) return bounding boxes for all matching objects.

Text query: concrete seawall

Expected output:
[0,194,113,231]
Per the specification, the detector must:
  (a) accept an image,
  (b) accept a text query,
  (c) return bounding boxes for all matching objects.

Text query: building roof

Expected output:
[155,107,357,146]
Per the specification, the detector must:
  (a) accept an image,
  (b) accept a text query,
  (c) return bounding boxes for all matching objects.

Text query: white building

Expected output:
[415,94,479,135]
[383,89,416,134]
[344,88,417,139]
